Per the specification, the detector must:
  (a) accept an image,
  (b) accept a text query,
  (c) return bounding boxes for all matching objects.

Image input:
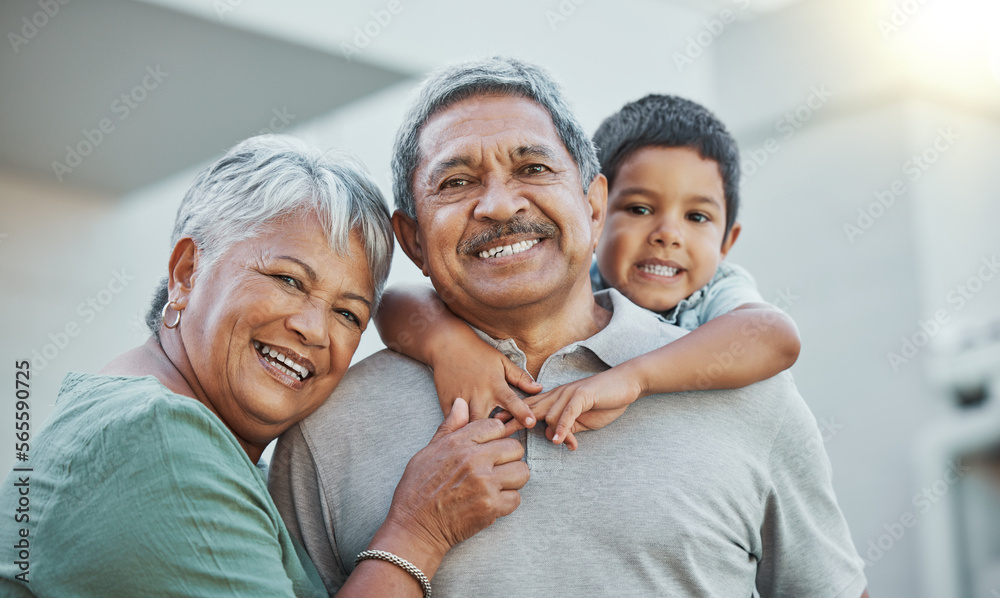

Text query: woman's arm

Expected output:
[529,303,801,446]
[376,283,540,425]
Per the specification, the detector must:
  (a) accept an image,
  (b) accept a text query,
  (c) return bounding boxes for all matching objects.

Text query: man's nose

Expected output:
[649,217,682,248]
[473,181,530,222]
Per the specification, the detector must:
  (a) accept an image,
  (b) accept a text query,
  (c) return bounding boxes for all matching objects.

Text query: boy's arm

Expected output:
[529,302,800,445]
[375,283,539,425]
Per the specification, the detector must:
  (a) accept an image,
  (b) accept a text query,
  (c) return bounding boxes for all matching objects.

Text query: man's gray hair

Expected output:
[145,135,394,338]
[391,56,601,219]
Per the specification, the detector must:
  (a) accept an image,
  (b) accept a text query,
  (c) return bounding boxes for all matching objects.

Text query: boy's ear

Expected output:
[166,237,199,310]
[392,210,430,277]
[720,222,741,258]
[585,174,609,253]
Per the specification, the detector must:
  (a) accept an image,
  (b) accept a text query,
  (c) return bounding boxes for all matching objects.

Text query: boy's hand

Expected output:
[525,368,643,450]
[432,343,541,428]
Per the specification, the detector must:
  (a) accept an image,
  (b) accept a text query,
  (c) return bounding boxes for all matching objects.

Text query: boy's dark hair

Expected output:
[593,94,741,239]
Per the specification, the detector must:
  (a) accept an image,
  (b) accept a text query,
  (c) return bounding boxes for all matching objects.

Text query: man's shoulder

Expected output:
[299,349,440,436]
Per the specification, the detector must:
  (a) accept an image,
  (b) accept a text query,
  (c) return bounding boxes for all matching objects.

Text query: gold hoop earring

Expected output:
[161,301,182,329]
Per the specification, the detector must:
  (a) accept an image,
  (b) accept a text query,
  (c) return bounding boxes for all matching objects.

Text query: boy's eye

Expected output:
[626,205,652,216]
[688,212,709,223]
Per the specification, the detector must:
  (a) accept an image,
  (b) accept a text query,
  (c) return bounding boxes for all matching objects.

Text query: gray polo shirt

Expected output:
[269,289,867,597]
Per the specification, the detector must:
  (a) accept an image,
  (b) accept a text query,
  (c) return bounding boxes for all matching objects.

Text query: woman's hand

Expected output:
[372,399,530,574]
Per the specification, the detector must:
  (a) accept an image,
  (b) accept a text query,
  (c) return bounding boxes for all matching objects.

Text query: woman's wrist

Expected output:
[369,513,448,580]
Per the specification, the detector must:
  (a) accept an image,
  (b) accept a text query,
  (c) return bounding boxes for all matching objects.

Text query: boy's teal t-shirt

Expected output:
[590,260,765,330]
[0,372,326,597]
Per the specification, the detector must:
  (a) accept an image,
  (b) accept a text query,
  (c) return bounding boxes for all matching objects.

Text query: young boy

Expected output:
[376,94,800,450]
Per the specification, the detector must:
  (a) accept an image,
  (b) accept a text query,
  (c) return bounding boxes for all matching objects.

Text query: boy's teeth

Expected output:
[253,340,309,381]
[478,238,540,259]
[640,264,679,277]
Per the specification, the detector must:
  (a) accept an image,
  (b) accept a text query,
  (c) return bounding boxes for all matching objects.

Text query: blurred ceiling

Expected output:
[0,0,408,195]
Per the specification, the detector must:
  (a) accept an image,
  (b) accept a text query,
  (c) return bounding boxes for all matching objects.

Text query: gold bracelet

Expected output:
[355,549,432,598]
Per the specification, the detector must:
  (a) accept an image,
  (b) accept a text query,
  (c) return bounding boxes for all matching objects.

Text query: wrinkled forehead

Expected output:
[415,94,565,170]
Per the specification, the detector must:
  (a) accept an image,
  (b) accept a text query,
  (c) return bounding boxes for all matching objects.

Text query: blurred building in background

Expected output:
[1,0,998,596]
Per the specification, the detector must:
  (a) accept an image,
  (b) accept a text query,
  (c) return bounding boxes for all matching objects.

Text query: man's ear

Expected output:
[392,210,429,277]
[166,237,199,309]
[720,222,742,258]
[585,174,608,252]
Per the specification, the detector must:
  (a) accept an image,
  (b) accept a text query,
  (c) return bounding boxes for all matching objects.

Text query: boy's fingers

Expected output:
[502,359,543,395]
[544,425,579,451]
[552,399,585,444]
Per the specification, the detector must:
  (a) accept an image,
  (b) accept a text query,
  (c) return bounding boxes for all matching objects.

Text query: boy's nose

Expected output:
[649,220,682,248]
[473,182,530,222]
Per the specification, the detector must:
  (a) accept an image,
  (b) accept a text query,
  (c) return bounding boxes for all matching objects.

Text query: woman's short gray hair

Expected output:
[391,56,600,219]
[145,135,394,338]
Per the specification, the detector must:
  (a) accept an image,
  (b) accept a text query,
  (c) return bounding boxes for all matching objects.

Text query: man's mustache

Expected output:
[458,216,559,255]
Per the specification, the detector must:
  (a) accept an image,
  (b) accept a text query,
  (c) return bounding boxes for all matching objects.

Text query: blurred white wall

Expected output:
[3,1,1000,596]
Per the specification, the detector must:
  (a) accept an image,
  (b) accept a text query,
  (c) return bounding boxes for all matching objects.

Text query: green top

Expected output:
[0,372,326,597]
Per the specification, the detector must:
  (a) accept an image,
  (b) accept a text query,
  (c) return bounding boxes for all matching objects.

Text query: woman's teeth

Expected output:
[640,264,679,277]
[478,238,540,259]
[253,340,310,381]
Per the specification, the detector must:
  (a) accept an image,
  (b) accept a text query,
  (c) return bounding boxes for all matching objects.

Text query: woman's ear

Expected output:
[167,237,199,309]
[721,222,742,258]
[392,211,430,277]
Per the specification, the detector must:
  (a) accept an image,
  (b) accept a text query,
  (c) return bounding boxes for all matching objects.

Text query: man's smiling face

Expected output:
[398,94,605,319]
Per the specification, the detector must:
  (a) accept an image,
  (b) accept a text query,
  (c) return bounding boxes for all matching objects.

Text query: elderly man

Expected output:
[269,57,869,597]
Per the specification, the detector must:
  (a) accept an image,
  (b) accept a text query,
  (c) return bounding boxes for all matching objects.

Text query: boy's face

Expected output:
[596,146,739,313]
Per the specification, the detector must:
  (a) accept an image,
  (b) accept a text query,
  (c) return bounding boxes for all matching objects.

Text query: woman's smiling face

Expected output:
[171,211,374,452]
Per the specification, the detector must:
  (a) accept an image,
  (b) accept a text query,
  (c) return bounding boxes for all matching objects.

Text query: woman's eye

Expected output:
[337,310,360,326]
[627,206,652,216]
[275,275,301,289]
[688,212,709,223]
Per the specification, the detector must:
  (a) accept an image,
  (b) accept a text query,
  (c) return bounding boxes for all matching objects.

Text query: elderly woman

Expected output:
[0,136,529,597]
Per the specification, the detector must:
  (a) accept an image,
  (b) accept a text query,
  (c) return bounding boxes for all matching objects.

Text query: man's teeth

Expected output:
[478,238,540,259]
[253,340,310,381]
[640,264,679,277]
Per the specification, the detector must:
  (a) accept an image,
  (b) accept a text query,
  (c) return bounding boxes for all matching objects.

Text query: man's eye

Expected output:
[443,178,469,188]
[627,206,652,216]
[688,212,709,223]
[522,164,549,175]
